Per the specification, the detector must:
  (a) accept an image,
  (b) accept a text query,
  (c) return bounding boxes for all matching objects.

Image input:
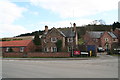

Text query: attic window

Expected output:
[51,37,57,42]
[105,38,109,42]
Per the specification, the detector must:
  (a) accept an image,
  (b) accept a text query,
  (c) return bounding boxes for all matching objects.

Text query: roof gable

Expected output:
[44,27,66,37]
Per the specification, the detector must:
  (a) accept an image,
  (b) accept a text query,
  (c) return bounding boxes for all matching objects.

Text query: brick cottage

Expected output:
[41,23,78,53]
[84,31,118,50]
[1,40,36,57]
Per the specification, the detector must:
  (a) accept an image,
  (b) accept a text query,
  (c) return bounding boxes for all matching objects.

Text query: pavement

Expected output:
[1,52,119,78]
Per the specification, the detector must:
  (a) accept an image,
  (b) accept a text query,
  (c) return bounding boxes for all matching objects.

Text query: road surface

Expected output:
[2,53,118,78]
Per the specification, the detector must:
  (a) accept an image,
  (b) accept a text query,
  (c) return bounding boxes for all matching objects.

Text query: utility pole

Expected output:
[70,22,74,57]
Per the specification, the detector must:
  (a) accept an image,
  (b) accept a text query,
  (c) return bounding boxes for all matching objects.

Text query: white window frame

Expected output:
[6,47,10,52]
[105,38,109,42]
[67,38,73,42]
[44,47,49,52]
[51,37,57,42]
[51,47,57,52]
[53,47,57,52]
[44,48,47,52]
[68,47,72,52]
[20,47,24,52]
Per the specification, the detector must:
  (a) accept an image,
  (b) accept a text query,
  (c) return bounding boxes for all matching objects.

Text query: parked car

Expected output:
[97,47,105,52]
[113,48,120,54]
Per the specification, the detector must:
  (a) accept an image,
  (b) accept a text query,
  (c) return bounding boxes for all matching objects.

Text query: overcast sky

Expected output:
[0,0,119,38]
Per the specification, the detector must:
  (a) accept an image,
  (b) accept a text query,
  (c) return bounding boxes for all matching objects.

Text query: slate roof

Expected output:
[0,40,32,47]
[43,27,75,38]
[88,31,104,38]
[60,29,75,37]
[108,32,117,38]
[88,31,117,38]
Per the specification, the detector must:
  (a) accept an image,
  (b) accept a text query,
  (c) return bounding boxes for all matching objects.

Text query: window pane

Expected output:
[51,37,57,42]
[20,47,24,52]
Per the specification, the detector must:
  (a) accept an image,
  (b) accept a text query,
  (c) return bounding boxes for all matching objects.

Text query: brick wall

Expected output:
[27,52,70,57]
[42,28,65,52]
[114,29,120,43]
[2,47,21,53]
[100,32,113,49]
[3,53,23,57]
[3,52,70,58]
[25,40,36,52]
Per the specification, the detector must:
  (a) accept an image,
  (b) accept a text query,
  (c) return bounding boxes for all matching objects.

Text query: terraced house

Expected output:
[41,23,78,53]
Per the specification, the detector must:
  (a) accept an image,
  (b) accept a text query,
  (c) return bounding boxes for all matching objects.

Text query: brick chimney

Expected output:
[45,25,48,33]
[73,23,76,32]
[73,23,78,45]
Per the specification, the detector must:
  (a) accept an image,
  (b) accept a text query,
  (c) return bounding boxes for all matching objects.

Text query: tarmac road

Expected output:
[2,53,118,78]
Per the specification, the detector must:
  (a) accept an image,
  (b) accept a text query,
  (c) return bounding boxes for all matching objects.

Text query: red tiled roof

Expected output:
[0,40,32,47]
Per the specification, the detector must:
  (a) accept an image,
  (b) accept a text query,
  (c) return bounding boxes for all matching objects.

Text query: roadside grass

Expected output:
[109,54,120,56]
[3,56,98,58]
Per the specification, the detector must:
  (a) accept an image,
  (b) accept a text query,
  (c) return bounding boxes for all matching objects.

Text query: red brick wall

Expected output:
[12,48,20,52]
[27,52,70,57]
[83,32,89,42]
[114,29,120,42]
[2,48,6,52]
[2,47,20,53]
[3,53,23,57]
[83,32,97,46]
[25,40,36,52]
[100,32,113,49]
[3,52,70,57]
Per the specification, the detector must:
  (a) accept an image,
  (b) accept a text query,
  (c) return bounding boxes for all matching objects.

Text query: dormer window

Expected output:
[51,37,57,42]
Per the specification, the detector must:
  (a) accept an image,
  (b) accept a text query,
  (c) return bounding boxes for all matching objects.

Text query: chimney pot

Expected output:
[73,23,76,27]
[73,23,76,32]
[45,25,48,33]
